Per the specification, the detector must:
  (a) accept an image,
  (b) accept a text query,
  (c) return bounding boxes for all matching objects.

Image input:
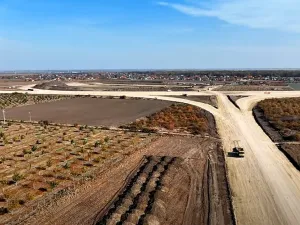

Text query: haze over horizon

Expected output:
[0,0,299,70]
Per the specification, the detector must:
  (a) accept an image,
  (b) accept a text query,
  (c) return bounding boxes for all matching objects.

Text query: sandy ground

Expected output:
[66,82,92,87]
[2,86,300,224]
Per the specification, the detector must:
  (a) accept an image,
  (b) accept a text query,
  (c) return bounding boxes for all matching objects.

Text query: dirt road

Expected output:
[216,92,300,225]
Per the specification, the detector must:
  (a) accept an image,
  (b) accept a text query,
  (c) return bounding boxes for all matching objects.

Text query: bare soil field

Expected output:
[10,136,234,225]
[5,98,172,127]
[0,122,157,223]
[215,85,293,91]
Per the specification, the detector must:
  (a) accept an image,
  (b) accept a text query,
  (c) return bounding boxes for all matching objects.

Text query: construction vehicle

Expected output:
[230,140,244,158]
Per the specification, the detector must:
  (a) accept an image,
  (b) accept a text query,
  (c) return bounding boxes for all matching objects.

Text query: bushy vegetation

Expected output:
[257,98,300,140]
[123,104,210,134]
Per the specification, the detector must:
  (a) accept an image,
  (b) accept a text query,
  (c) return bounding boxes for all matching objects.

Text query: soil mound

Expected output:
[34,81,78,91]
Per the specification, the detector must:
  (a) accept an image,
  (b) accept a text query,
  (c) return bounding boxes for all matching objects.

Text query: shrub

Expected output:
[48,181,58,189]
[23,149,32,155]
[12,173,24,182]
[93,157,101,163]
[18,200,25,205]
[40,120,49,126]
[46,159,52,167]
[62,162,70,169]
[0,132,5,138]
[94,141,101,148]
[83,139,88,145]
[31,145,38,152]
[79,147,84,153]
[257,98,300,140]
[122,104,209,134]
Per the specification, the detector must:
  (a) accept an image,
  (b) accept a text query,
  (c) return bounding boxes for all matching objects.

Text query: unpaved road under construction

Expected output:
[3,87,300,225]
[216,92,300,225]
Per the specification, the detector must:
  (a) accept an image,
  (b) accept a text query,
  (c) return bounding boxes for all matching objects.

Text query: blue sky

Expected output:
[0,0,300,70]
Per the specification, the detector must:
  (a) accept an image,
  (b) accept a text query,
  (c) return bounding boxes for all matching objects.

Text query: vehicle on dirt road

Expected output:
[229,140,244,158]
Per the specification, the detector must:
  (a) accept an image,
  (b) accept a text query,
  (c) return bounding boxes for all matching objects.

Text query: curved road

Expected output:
[3,87,300,225]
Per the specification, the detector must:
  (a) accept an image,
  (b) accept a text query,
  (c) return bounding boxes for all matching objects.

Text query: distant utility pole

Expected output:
[29,112,32,122]
[2,109,5,125]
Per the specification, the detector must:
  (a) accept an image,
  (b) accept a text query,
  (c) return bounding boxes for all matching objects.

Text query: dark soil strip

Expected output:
[201,159,210,225]
[227,96,240,110]
[168,96,218,109]
[221,146,237,225]
[252,107,283,142]
[277,145,300,171]
[206,159,212,225]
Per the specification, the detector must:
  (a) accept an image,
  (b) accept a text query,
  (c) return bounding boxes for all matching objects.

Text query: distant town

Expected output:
[1,70,300,86]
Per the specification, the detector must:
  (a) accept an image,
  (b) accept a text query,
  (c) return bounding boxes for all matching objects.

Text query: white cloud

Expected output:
[158,0,300,32]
